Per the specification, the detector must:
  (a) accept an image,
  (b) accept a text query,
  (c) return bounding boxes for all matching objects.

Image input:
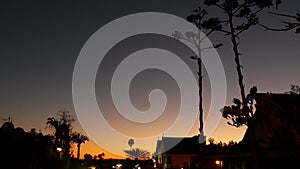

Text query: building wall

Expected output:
[165,154,197,169]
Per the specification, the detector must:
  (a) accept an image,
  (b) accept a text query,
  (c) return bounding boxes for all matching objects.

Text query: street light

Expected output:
[56,147,63,159]
[56,147,62,152]
[215,160,223,169]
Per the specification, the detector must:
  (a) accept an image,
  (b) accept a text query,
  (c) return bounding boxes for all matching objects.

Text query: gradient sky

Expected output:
[1,0,300,159]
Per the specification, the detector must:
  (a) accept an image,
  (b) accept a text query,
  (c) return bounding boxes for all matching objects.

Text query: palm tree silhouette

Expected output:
[46,117,60,148]
[71,133,89,159]
[128,138,134,150]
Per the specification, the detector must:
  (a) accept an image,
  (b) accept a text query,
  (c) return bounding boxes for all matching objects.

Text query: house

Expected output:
[155,135,200,169]
[155,93,300,169]
[240,93,300,169]
[242,93,300,146]
[204,92,300,169]
[205,93,300,169]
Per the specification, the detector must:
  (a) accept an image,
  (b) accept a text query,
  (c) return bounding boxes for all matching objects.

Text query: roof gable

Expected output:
[156,135,199,154]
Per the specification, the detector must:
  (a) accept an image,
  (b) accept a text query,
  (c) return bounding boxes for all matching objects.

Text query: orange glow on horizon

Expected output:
[72,140,126,160]
[72,118,247,159]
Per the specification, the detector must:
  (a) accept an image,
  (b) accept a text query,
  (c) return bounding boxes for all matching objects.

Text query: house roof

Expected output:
[155,135,199,155]
[254,93,300,119]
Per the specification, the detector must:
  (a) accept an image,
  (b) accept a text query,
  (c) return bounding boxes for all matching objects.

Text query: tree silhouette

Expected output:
[173,7,222,141]
[0,121,58,169]
[83,153,93,167]
[128,138,134,150]
[175,6,224,169]
[124,148,150,159]
[184,8,208,139]
[222,86,257,127]
[46,109,75,159]
[197,1,280,169]
[286,85,300,94]
[84,153,93,160]
[97,153,105,160]
[260,11,300,33]
[71,132,89,159]
[221,86,258,169]
[202,0,279,106]
[46,117,60,149]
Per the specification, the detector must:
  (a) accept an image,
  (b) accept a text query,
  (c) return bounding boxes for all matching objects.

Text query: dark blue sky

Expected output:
[0,0,300,158]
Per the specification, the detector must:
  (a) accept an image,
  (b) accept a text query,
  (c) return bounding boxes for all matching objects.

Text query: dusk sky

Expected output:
[1,0,300,159]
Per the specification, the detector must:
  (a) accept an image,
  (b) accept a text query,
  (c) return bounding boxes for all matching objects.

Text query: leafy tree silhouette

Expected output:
[83,153,93,167]
[97,152,105,160]
[46,110,75,162]
[71,132,89,159]
[0,121,59,169]
[285,85,300,94]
